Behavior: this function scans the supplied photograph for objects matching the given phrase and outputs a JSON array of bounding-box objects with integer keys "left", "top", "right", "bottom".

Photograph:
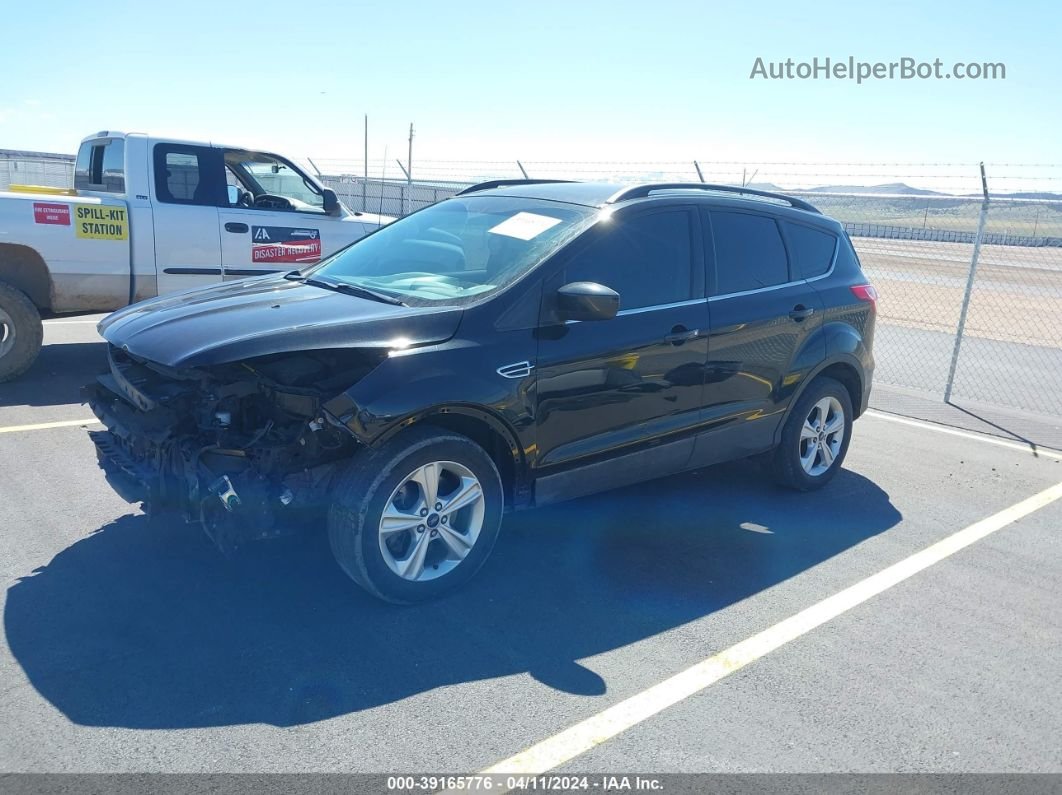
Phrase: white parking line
[
  {"left": 477, "top": 479, "right": 1062, "bottom": 782},
  {"left": 0, "top": 418, "right": 100, "bottom": 435},
  {"left": 865, "top": 409, "right": 1062, "bottom": 460},
  {"left": 42, "top": 319, "right": 102, "bottom": 325}
]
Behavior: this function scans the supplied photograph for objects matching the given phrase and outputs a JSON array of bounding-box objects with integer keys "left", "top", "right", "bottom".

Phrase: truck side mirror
[{"left": 322, "top": 188, "right": 341, "bottom": 217}]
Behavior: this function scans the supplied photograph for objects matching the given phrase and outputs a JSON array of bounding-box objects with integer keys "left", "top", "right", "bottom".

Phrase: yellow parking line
[
  {"left": 0, "top": 418, "right": 101, "bottom": 435},
  {"left": 477, "top": 479, "right": 1062, "bottom": 782}
]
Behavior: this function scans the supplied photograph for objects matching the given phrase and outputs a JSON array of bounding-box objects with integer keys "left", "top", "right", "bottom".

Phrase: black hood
[{"left": 98, "top": 275, "right": 463, "bottom": 368}]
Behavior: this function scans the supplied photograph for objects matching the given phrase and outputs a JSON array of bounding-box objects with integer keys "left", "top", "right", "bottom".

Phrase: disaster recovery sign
[{"left": 251, "top": 226, "right": 322, "bottom": 264}]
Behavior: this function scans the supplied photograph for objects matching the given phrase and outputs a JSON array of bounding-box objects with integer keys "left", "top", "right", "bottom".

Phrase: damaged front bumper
[
  {"left": 83, "top": 346, "right": 361, "bottom": 552},
  {"left": 87, "top": 427, "right": 157, "bottom": 507}
]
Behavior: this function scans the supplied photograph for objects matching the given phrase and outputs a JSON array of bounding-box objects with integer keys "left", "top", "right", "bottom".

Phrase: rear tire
[
  {"left": 328, "top": 425, "right": 504, "bottom": 604},
  {"left": 771, "top": 376, "right": 853, "bottom": 491},
  {"left": 0, "top": 282, "right": 43, "bottom": 383}
]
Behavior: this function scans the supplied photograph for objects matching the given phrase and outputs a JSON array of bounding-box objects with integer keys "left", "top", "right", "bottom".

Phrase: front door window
[{"left": 224, "top": 151, "right": 326, "bottom": 214}]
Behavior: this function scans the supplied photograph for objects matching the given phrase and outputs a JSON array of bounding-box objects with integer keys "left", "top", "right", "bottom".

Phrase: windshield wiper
[{"left": 301, "top": 276, "right": 407, "bottom": 306}]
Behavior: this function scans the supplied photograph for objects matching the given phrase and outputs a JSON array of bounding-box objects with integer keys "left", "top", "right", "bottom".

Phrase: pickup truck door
[
  {"left": 217, "top": 152, "right": 375, "bottom": 279},
  {"left": 150, "top": 143, "right": 225, "bottom": 295}
]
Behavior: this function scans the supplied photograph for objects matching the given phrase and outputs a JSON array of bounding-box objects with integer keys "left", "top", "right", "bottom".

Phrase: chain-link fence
[
  {"left": 794, "top": 191, "right": 1062, "bottom": 416},
  {"left": 0, "top": 151, "right": 75, "bottom": 190},
  {"left": 5, "top": 148, "right": 1061, "bottom": 418},
  {"left": 320, "top": 163, "right": 1062, "bottom": 419},
  {"left": 319, "top": 175, "right": 469, "bottom": 219}
]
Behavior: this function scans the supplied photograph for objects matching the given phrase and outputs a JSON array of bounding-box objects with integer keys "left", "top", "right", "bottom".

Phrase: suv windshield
[{"left": 306, "top": 196, "right": 598, "bottom": 305}]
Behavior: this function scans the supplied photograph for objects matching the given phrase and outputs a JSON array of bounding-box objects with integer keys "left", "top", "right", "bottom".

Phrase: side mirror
[
  {"left": 322, "top": 188, "right": 341, "bottom": 217},
  {"left": 226, "top": 185, "right": 240, "bottom": 206},
  {"left": 556, "top": 281, "right": 620, "bottom": 322}
]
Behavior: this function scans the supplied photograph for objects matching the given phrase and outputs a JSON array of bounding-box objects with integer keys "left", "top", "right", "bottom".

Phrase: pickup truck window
[
  {"left": 224, "top": 150, "right": 325, "bottom": 213},
  {"left": 153, "top": 144, "right": 225, "bottom": 206},
  {"left": 74, "top": 138, "right": 125, "bottom": 193}
]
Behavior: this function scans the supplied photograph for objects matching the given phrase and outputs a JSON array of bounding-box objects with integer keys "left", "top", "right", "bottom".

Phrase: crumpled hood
[{"left": 98, "top": 274, "right": 463, "bottom": 368}]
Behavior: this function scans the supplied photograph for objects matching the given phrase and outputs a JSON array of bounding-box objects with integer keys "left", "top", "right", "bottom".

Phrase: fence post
[{"left": 944, "top": 162, "right": 990, "bottom": 403}]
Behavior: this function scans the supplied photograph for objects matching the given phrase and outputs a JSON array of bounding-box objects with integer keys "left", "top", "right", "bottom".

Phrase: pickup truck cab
[{"left": 0, "top": 130, "right": 391, "bottom": 380}]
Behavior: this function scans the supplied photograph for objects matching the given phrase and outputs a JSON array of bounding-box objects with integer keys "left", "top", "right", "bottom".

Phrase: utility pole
[
  {"left": 944, "top": 162, "right": 990, "bottom": 404},
  {"left": 363, "top": 114, "right": 368, "bottom": 213},
  {"left": 406, "top": 122, "right": 414, "bottom": 216}
]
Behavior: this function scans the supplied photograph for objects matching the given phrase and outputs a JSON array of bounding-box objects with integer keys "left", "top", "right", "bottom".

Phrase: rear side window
[
  {"left": 709, "top": 211, "right": 789, "bottom": 295},
  {"left": 785, "top": 222, "right": 837, "bottom": 278},
  {"left": 74, "top": 138, "right": 125, "bottom": 193},
  {"left": 564, "top": 210, "right": 693, "bottom": 310},
  {"left": 153, "top": 144, "right": 223, "bottom": 206}
]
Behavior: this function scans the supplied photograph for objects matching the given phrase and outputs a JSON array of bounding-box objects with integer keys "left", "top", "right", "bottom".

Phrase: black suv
[{"left": 85, "top": 180, "right": 876, "bottom": 603}]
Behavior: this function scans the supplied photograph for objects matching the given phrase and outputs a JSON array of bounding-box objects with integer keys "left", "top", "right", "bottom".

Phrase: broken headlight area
[{"left": 84, "top": 345, "right": 384, "bottom": 552}]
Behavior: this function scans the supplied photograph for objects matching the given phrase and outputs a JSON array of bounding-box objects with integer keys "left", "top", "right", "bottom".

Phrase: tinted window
[
  {"left": 154, "top": 145, "right": 221, "bottom": 206},
  {"left": 565, "top": 210, "right": 693, "bottom": 310},
  {"left": 73, "top": 139, "right": 124, "bottom": 193},
  {"left": 164, "top": 153, "right": 200, "bottom": 201},
  {"left": 709, "top": 211, "right": 789, "bottom": 295},
  {"left": 101, "top": 139, "right": 125, "bottom": 192},
  {"left": 786, "top": 222, "right": 837, "bottom": 278}
]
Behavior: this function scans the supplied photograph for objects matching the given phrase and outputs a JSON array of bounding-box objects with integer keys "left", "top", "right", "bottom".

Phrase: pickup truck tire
[
  {"left": 328, "top": 426, "right": 504, "bottom": 604},
  {"left": 0, "top": 282, "right": 43, "bottom": 382}
]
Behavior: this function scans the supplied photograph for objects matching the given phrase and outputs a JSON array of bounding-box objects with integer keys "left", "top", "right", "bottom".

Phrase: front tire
[
  {"left": 771, "top": 376, "right": 853, "bottom": 491},
  {"left": 328, "top": 426, "right": 504, "bottom": 604},
  {"left": 0, "top": 282, "right": 43, "bottom": 383}
]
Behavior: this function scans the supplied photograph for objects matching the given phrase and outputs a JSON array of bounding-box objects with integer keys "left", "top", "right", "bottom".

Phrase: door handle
[
  {"left": 788, "top": 305, "right": 815, "bottom": 321},
  {"left": 224, "top": 222, "right": 249, "bottom": 234},
  {"left": 664, "top": 326, "right": 701, "bottom": 345}
]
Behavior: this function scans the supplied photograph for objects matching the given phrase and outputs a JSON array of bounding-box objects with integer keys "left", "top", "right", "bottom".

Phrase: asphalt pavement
[{"left": 0, "top": 318, "right": 1059, "bottom": 775}]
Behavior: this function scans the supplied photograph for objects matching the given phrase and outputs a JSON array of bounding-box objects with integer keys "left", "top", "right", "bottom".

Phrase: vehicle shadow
[
  {"left": 5, "top": 461, "right": 900, "bottom": 729},
  {"left": 0, "top": 341, "right": 107, "bottom": 408}
]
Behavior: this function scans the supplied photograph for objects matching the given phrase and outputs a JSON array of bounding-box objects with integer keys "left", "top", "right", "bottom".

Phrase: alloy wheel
[
  {"left": 799, "top": 396, "right": 845, "bottom": 477},
  {"left": 378, "top": 460, "right": 486, "bottom": 582}
]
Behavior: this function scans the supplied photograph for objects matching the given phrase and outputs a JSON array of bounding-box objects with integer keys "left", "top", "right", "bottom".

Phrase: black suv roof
[{"left": 456, "top": 179, "right": 824, "bottom": 218}]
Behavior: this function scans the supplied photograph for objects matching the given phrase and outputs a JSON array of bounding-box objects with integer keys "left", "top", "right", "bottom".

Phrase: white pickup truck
[{"left": 0, "top": 131, "right": 391, "bottom": 380}]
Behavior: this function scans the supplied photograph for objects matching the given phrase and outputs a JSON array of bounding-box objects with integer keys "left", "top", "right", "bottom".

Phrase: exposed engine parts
[{"left": 85, "top": 345, "right": 384, "bottom": 551}]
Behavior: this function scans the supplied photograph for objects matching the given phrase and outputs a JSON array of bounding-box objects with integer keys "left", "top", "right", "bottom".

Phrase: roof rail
[
  {"left": 456, "top": 178, "right": 576, "bottom": 195},
  {"left": 605, "top": 183, "right": 821, "bottom": 214}
]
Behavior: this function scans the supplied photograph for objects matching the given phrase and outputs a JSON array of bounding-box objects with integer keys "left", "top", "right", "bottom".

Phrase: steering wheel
[{"left": 253, "top": 193, "right": 294, "bottom": 210}]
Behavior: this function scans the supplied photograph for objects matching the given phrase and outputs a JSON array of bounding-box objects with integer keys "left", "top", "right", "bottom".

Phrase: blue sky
[{"left": 0, "top": 0, "right": 1058, "bottom": 187}]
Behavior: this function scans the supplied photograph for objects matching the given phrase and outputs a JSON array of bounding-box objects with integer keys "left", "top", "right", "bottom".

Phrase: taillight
[{"left": 850, "top": 284, "right": 878, "bottom": 310}]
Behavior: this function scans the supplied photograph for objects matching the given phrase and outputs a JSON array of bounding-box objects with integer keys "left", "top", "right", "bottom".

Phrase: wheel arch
[
  {"left": 773, "top": 354, "right": 866, "bottom": 446},
  {"left": 0, "top": 243, "right": 53, "bottom": 310},
  {"left": 373, "top": 404, "right": 530, "bottom": 510}
]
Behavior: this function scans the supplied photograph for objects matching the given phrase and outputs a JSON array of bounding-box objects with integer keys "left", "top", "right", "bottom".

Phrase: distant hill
[
  {"left": 742, "top": 182, "right": 786, "bottom": 193},
  {"left": 975, "top": 191, "right": 1062, "bottom": 200},
  {"left": 804, "top": 182, "right": 947, "bottom": 196}
]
